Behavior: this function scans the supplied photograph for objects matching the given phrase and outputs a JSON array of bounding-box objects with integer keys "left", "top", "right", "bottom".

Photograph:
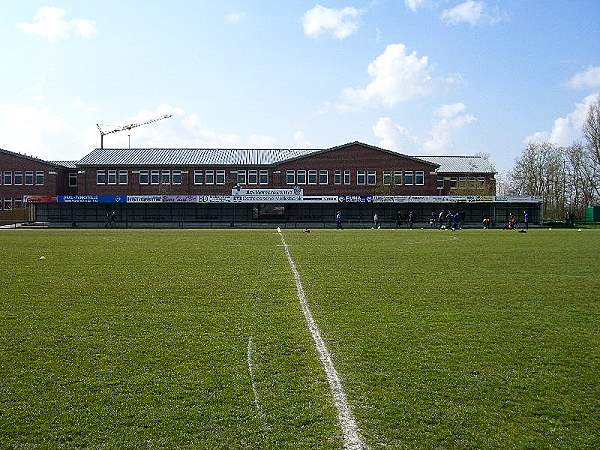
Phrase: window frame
[
  {"left": 343, "top": 170, "right": 351, "bottom": 185},
  {"left": 415, "top": 171, "right": 425, "bottom": 186},
  {"left": 139, "top": 170, "right": 149, "bottom": 185},
  {"left": 383, "top": 171, "right": 391, "bottom": 185},
  {"left": 297, "top": 170, "right": 307, "bottom": 185},
  {"left": 150, "top": 170, "right": 160, "bottom": 185},
  {"left": 4, "top": 198, "right": 12, "bottom": 210},
  {"left": 118, "top": 170, "right": 128, "bottom": 185},
  {"left": 367, "top": 170, "right": 376, "bottom": 186},
  {"left": 172, "top": 170, "right": 182, "bottom": 185},
  {"left": 194, "top": 170, "right": 204, "bottom": 185},
  {"left": 393, "top": 171, "right": 403, "bottom": 185},
  {"left": 69, "top": 172, "right": 78, "bottom": 187},
  {"left": 108, "top": 170, "right": 117, "bottom": 185},
  {"left": 248, "top": 170, "right": 258, "bottom": 185},
  {"left": 3, "top": 171, "right": 12, "bottom": 185},
  {"left": 404, "top": 171, "right": 414, "bottom": 186},
  {"left": 14, "top": 171, "right": 23, "bottom": 185},
  {"left": 436, "top": 176, "right": 444, "bottom": 190},
  {"left": 25, "top": 171, "right": 34, "bottom": 185},
  {"left": 286, "top": 170, "right": 295, "bottom": 185},
  {"left": 259, "top": 170, "right": 268, "bottom": 185},
  {"left": 319, "top": 170, "right": 328, "bottom": 185},
  {"left": 35, "top": 171, "right": 44, "bottom": 186},
  {"left": 161, "top": 170, "right": 171, "bottom": 185},
  {"left": 356, "top": 170, "right": 366, "bottom": 185},
  {"left": 215, "top": 170, "right": 225, "bottom": 185},
  {"left": 308, "top": 170, "right": 318, "bottom": 185},
  {"left": 334, "top": 170, "right": 342, "bottom": 185},
  {"left": 236, "top": 170, "right": 246, "bottom": 185},
  {"left": 96, "top": 170, "right": 106, "bottom": 185},
  {"left": 205, "top": 170, "right": 215, "bottom": 185}
]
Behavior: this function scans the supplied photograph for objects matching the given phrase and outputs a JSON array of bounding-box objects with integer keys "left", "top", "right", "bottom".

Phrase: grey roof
[
  {"left": 77, "top": 148, "right": 320, "bottom": 166},
  {"left": 50, "top": 160, "right": 78, "bottom": 169},
  {"left": 421, "top": 156, "right": 495, "bottom": 174},
  {"left": 0, "top": 147, "right": 66, "bottom": 168}
]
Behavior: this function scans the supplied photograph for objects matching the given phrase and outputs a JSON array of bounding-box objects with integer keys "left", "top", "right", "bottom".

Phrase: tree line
[{"left": 505, "top": 99, "right": 600, "bottom": 219}]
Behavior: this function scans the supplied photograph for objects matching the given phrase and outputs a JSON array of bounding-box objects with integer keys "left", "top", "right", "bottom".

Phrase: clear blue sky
[{"left": 1, "top": 0, "right": 599, "bottom": 170}]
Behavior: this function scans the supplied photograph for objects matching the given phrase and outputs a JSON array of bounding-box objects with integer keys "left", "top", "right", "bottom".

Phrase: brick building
[{"left": 1, "top": 141, "right": 540, "bottom": 226}]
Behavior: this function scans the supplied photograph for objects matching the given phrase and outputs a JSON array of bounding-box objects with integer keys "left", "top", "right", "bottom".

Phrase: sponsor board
[
  {"left": 338, "top": 195, "right": 373, "bottom": 203},
  {"left": 162, "top": 195, "right": 199, "bottom": 203},
  {"left": 232, "top": 188, "right": 303, "bottom": 197},
  {"left": 58, "top": 195, "right": 126, "bottom": 203},
  {"left": 23, "top": 195, "right": 57, "bottom": 203},
  {"left": 127, "top": 195, "right": 162, "bottom": 203}
]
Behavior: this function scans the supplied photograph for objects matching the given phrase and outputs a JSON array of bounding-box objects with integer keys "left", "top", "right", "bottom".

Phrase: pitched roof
[
  {"left": 50, "top": 161, "right": 78, "bottom": 169},
  {"left": 0, "top": 147, "right": 66, "bottom": 168},
  {"left": 420, "top": 155, "right": 495, "bottom": 174},
  {"left": 77, "top": 148, "right": 320, "bottom": 166}
]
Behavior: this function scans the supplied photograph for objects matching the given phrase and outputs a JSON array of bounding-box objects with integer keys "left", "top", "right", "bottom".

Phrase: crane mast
[{"left": 96, "top": 114, "right": 173, "bottom": 148}]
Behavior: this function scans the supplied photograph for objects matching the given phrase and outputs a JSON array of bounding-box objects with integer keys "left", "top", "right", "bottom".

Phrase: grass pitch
[{"left": 1, "top": 228, "right": 599, "bottom": 449}]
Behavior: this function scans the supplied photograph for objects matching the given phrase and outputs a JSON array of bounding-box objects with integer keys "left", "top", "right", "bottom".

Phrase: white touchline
[
  {"left": 247, "top": 336, "right": 264, "bottom": 418},
  {"left": 278, "top": 231, "right": 366, "bottom": 450}
]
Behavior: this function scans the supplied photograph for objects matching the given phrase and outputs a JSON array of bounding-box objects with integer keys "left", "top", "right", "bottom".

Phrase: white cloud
[
  {"left": 302, "top": 5, "right": 362, "bottom": 39},
  {"left": 523, "top": 131, "right": 549, "bottom": 145},
  {"left": 441, "top": 1, "right": 505, "bottom": 26},
  {"left": 423, "top": 103, "right": 476, "bottom": 154},
  {"left": 372, "top": 117, "right": 417, "bottom": 152},
  {"left": 226, "top": 12, "right": 245, "bottom": 24},
  {"left": 293, "top": 130, "right": 311, "bottom": 148},
  {"left": 17, "top": 7, "right": 97, "bottom": 41},
  {"left": 405, "top": 0, "right": 425, "bottom": 12},
  {"left": 567, "top": 66, "right": 600, "bottom": 90},
  {"left": 339, "top": 43, "right": 434, "bottom": 110}
]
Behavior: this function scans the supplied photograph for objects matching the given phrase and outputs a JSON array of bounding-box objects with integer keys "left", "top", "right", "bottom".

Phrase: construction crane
[{"left": 96, "top": 114, "right": 172, "bottom": 149}]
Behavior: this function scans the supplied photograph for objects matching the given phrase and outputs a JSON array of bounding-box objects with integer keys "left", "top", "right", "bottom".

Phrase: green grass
[{"left": 1, "top": 228, "right": 599, "bottom": 448}]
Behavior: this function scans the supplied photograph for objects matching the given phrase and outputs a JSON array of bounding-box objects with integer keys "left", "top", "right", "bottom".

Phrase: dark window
[
  {"left": 35, "top": 172, "right": 44, "bottom": 185},
  {"left": 415, "top": 171, "right": 424, "bottom": 185},
  {"left": 69, "top": 173, "right": 78, "bottom": 187},
  {"left": 194, "top": 170, "right": 204, "bottom": 184},
  {"left": 25, "top": 171, "right": 34, "bottom": 185},
  {"left": 118, "top": 170, "right": 128, "bottom": 184},
  {"left": 436, "top": 176, "right": 444, "bottom": 189},
  {"left": 343, "top": 170, "right": 350, "bottom": 185},
  {"left": 259, "top": 170, "right": 268, "bottom": 185},
  {"left": 404, "top": 171, "right": 413, "bottom": 185},
  {"left": 357, "top": 170, "right": 366, "bottom": 185},
  {"left": 215, "top": 170, "right": 224, "bottom": 185},
  {"left": 393, "top": 171, "right": 402, "bottom": 185},
  {"left": 96, "top": 170, "right": 106, "bottom": 184},
  {"left": 319, "top": 170, "right": 328, "bottom": 184},
  {"left": 308, "top": 170, "right": 317, "bottom": 184},
  {"left": 297, "top": 170, "right": 306, "bottom": 184},
  {"left": 161, "top": 171, "right": 171, "bottom": 184},
  {"left": 172, "top": 170, "right": 182, "bottom": 185},
  {"left": 14, "top": 171, "right": 23, "bottom": 185},
  {"left": 3, "top": 171, "right": 12, "bottom": 185},
  {"left": 334, "top": 170, "right": 342, "bottom": 185},
  {"left": 248, "top": 170, "right": 258, "bottom": 184},
  {"left": 367, "top": 170, "right": 376, "bottom": 185},
  {"left": 286, "top": 170, "right": 295, "bottom": 185},
  {"left": 206, "top": 170, "right": 215, "bottom": 185},
  {"left": 383, "top": 171, "right": 391, "bottom": 185},
  {"left": 108, "top": 170, "right": 117, "bottom": 184},
  {"left": 139, "top": 171, "right": 149, "bottom": 184},
  {"left": 236, "top": 170, "right": 245, "bottom": 185}
]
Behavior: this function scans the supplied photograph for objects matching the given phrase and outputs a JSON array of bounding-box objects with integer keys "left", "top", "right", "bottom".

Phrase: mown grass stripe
[{"left": 278, "top": 230, "right": 366, "bottom": 450}]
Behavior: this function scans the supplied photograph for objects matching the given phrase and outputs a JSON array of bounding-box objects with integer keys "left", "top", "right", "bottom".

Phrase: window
[
  {"left": 206, "top": 170, "right": 215, "bottom": 185},
  {"left": 436, "top": 176, "right": 444, "bottom": 189},
  {"left": 139, "top": 170, "right": 149, "bottom": 184},
  {"left": 4, "top": 199, "right": 12, "bottom": 210},
  {"left": 215, "top": 170, "right": 225, "bottom": 185},
  {"left": 35, "top": 171, "right": 44, "bottom": 185},
  {"left": 248, "top": 170, "right": 258, "bottom": 184},
  {"left": 259, "top": 170, "right": 268, "bottom": 185},
  {"left": 450, "top": 177, "right": 458, "bottom": 188},
  {"left": 108, "top": 170, "right": 117, "bottom": 185},
  {"left": 194, "top": 170, "right": 204, "bottom": 185},
  {"left": 415, "top": 171, "right": 424, "bottom": 185},
  {"left": 297, "top": 170, "right": 306, "bottom": 185},
  {"left": 459, "top": 176, "right": 467, "bottom": 182},
  {"left": 319, "top": 170, "right": 328, "bottom": 184},
  {"left": 404, "top": 171, "right": 414, "bottom": 185},
  {"left": 344, "top": 170, "right": 350, "bottom": 185},
  {"left": 357, "top": 170, "right": 366, "bottom": 185},
  {"left": 161, "top": 170, "right": 171, "bottom": 184},
  {"left": 118, "top": 170, "right": 128, "bottom": 185},
  {"left": 150, "top": 171, "right": 160, "bottom": 185},
  {"left": 236, "top": 170, "right": 246, "bottom": 185},
  {"left": 14, "top": 199, "right": 22, "bottom": 208},
  {"left": 393, "top": 171, "right": 402, "bottom": 185},
  {"left": 383, "top": 171, "right": 391, "bottom": 185},
  {"left": 14, "top": 171, "right": 23, "bottom": 185},
  {"left": 3, "top": 171, "right": 12, "bottom": 185},
  {"left": 286, "top": 170, "right": 295, "bottom": 185},
  {"left": 69, "top": 173, "right": 78, "bottom": 187},
  {"left": 478, "top": 177, "right": 486, "bottom": 188},
  {"left": 334, "top": 170, "right": 342, "bottom": 185},
  {"left": 172, "top": 170, "right": 182, "bottom": 185},
  {"left": 367, "top": 170, "right": 376, "bottom": 185},
  {"left": 25, "top": 171, "right": 34, "bottom": 185},
  {"left": 96, "top": 170, "right": 106, "bottom": 184},
  {"left": 308, "top": 170, "right": 317, "bottom": 184}
]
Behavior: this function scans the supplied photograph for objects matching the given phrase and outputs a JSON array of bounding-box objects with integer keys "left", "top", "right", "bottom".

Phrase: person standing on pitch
[
  {"left": 408, "top": 211, "right": 415, "bottom": 229},
  {"left": 373, "top": 213, "right": 380, "bottom": 229},
  {"left": 523, "top": 210, "right": 529, "bottom": 230},
  {"left": 336, "top": 210, "right": 343, "bottom": 229}
]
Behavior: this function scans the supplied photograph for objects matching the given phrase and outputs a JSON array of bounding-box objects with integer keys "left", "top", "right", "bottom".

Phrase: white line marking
[
  {"left": 247, "top": 336, "right": 264, "bottom": 418},
  {"left": 278, "top": 230, "right": 366, "bottom": 450}
]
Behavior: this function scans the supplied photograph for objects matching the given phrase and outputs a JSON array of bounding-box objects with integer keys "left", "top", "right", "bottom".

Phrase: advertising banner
[
  {"left": 232, "top": 188, "right": 303, "bottom": 197},
  {"left": 162, "top": 195, "right": 199, "bottom": 203},
  {"left": 127, "top": 195, "right": 162, "bottom": 203},
  {"left": 338, "top": 195, "right": 373, "bottom": 203},
  {"left": 57, "top": 195, "right": 126, "bottom": 203},
  {"left": 23, "top": 195, "right": 57, "bottom": 203}
]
